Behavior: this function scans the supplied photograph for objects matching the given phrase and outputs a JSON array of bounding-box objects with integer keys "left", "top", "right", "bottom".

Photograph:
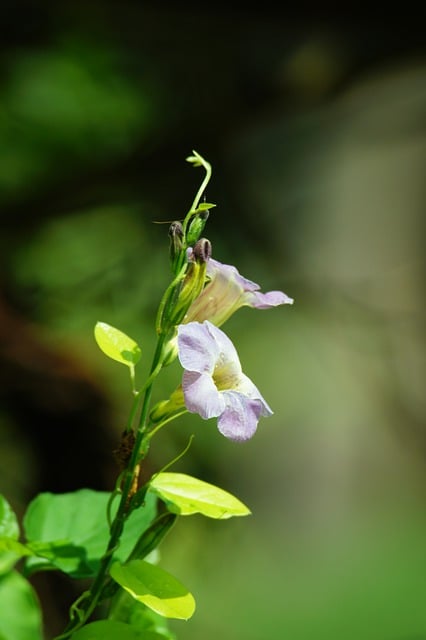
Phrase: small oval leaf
[
  {"left": 94, "top": 322, "right": 141, "bottom": 367},
  {"left": 110, "top": 560, "right": 195, "bottom": 620},
  {"left": 149, "top": 472, "right": 251, "bottom": 519}
]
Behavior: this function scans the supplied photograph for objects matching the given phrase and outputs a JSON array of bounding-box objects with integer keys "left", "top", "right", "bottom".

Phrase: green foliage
[
  {"left": 23, "top": 489, "right": 157, "bottom": 578},
  {"left": 0, "top": 495, "right": 20, "bottom": 539},
  {"left": 70, "top": 619, "right": 168, "bottom": 639},
  {"left": 110, "top": 560, "right": 195, "bottom": 620},
  {"left": 94, "top": 322, "right": 142, "bottom": 368},
  {"left": 149, "top": 473, "right": 251, "bottom": 519},
  {"left": 108, "top": 592, "right": 176, "bottom": 639},
  {"left": 0, "top": 152, "right": 283, "bottom": 640},
  {"left": 0, "top": 571, "right": 43, "bottom": 640},
  {"left": 0, "top": 42, "right": 152, "bottom": 199},
  {"left": 0, "top": 495, "right": 26, "bottom": 574}
]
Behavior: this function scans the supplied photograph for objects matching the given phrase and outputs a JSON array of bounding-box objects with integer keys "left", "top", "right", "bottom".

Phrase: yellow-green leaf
[
  {"left": 110, "top": 560, "right": 195, "bottom": 620},
  {"left": 149, "top": 472, "right": 251, "bottom": 519},
  {"left": 94, "top": 322, "right": 141, "bottom": 367}
]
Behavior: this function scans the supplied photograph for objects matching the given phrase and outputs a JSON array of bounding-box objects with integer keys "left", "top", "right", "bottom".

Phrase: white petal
[
  {"left": 204, "top": 321, "right": 242, "bottom": 378},
  {"left": 236, "top": 373, "right": 273, "bottom": 416},
  {"left": 182, "top": 371, "right": 225, "bottom": 419},
  {"left": 177, "top": 322, "right": 219, "bottom": 374},
  {"left": 217, "top": 392, "right": 263, "bottom": 441}
]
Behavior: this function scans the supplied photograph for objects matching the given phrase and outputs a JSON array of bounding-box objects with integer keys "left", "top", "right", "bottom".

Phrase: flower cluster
[{"left": 153, "top": 242, "right": 293, "bottom": 441}]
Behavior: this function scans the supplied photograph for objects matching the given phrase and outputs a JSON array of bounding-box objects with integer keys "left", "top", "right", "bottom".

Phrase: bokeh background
[{"left": 1, "top": 3, "right": 425, "bottom": 639}]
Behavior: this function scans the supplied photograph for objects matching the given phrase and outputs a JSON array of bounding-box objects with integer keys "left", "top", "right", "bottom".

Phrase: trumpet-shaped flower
[
  {"left": 184, "top": 254, "right": 294, "bottom": 327},
  {"left": 177, "top": 320, "right": 273, "bottom": 441}
]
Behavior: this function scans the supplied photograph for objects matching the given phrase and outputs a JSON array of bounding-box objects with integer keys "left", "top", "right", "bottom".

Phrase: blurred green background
[{"left": 0, "top": 3, "right": 425, "bottom": 639}]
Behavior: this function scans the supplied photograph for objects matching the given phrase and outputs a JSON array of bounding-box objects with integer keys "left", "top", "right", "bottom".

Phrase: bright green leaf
[
  {"left": 23, "top": 489, "right": 157, "bottom": 578},
  {"left": 0, "top": 571, "right": 43, "bottom": 640},
  {"left": 0, "top": 495, "right": 19, "bottom": 539},
  {"left": 109, "top": 589, "right": 176, "bottom": 638},
  {"left": 94, "top": 322, "right": 141, "bottom": 367},
  {"left": 110, "top": 560, "right": 195, "bottom": 620},
  {"left": 0, "top": 496, "right": 24, "bottom": 574},
  {"left": 70, "top": 620, "right": 148, "bottom": 640},
  {"left": 0, "top": 538, "right": 33, "bottom": 557},
  {"left": 149, "top": 472, "right": 251, "bottom": 519}
]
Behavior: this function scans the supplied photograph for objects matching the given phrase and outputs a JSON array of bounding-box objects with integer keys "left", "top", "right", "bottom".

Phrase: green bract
[
  {"left": 149, "top": 472, "right": 251, "bottom": 519},
  {"left": 94, "top": 321, "right": 141, "bottom": 367},
  {"left": 110, "top": 559, "right": 195, "bottom": 620}
]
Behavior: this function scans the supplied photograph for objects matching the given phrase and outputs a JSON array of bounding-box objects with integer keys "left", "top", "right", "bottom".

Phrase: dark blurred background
[{"left": 0, "top": 2, "right": 425, "bottom": 639}]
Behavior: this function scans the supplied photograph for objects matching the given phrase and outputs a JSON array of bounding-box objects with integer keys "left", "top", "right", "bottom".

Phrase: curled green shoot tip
[{"left": 184, "top": 150, "right": 213, "bottom": 233}]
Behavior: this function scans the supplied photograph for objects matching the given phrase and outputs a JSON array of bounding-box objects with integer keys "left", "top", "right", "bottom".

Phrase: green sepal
[{"left": 192, "top": 202, "right": 215, "bottom": 212}]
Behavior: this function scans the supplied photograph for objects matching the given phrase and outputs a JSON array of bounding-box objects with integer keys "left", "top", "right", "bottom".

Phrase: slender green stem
[
  {"left": 124, "top": 359, "right": 164, "bottom": 432},
  {"left": 54, "top": 333, "right": 167, "bottom": 639},
  {"left": 145, "top": 408, "right": 188, "bottom": 441},
  {"left": 183, "top": 153, "right": 212, "bottom": 235}
]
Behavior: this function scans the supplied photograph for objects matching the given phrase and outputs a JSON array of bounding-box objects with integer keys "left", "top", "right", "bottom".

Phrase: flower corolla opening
[
  {"left": 184, "top": 252, "right": 294, "bottom": 327},
  {"left": 177, "top": 320, "right": 273, "bottom": 442}
]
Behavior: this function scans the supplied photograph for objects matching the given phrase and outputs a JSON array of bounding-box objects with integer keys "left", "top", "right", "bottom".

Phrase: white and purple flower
[
  {"left": 177, "top": 320, "right": 273, "bottom": 441},
  {"left": 184, "top": 255, "right": 293, "bottom": 327}
]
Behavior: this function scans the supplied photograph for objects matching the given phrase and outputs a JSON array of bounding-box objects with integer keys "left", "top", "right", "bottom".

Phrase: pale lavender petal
[
  {"left": 246, "top": 290, "right": 294, "bottom": 309},
  {"left": 217, "top": 391, "right": 263, "bottom": 441},
  {"left": 207, "top": 259, "right": 257, "bottom": 289},
  {"left": 182, "top": 370, "right": 225, "bottom": 419},
  {"left": 177, "top": 320, "right": 275, "bottom": 440},
  {"left": 235, "top": 373, "right": 274, "bottom": 416},
  {"left": 208, "top": 258, "right": 294, "bottom": 310},
  {"left": 177, "top": 322, "right": 219, "bottom": 374},
  {"left": 204, "top": 321, "right": 242, "bottom": 377}
]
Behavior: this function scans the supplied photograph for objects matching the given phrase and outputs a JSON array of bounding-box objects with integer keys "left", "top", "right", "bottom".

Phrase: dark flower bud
[
  {"left": 169, "top": 221, "right": 185, "bottom": 271},
  {"left": 169, "top": 221, "right": 184, "bottom": 250},
  {"left": 192, "top": 238, "right": 212, "bottom": 264}
]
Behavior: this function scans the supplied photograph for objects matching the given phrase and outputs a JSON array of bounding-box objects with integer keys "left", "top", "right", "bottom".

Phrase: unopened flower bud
[
  {"left": 149, "top": 387, "right": 185, "bottom": 423},
  {"left": 157, "top": 250, "right": 209, "bottom": 334},
  {"left": 186, "top": 209, "right": 209, "bottom": 245},
  {"left": 192, "top": 237, "right": 212, "bottom": 263},
  {"left": 169, "top": 221, "right": 184, "bottom": 267}
]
